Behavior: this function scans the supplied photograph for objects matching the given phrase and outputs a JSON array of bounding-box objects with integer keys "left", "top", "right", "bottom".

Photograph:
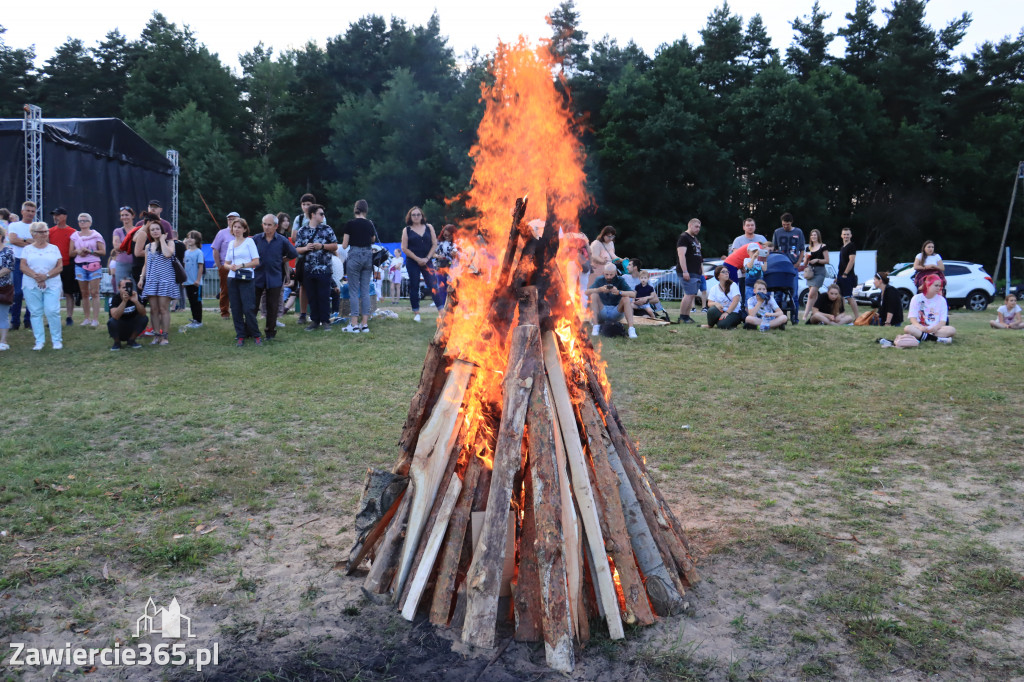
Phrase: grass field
[{"left": 0, "top": 304, "right": 1021, "bottom": 681}]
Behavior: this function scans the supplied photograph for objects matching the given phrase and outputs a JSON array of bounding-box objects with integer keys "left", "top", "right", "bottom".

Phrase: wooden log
[
  {"left": 546, "top": 377, "right": 582, "bottom": 642},
  {"left": 394, "top": 290, "right": 459, "bottom": 477},
  {"left": 363, "top": 490, "right": 412, "bottom": 593},
  {"left": 513, "top": 463, "right": 542, "bottom": 642},
  {"left": 527, "top": 368, "right": 575, "bottom": 672},
  {"left": 400, "top": 473, "right": 463, "bottom": 621},
  {"left": 429, "top": 452, "right": 484, "bottom": 626},
  {"left": 577, "top": 396, "right": 656, "bottom": 626},
  {"left": 461, "top": 323, "right": 541, "bottom": 649},
  {"left": 346, "top": 486, "right": 406, "bottom": 576},
  {"left": 396, "top": 424, "right": 466, "bottom": 609},
  {"left": 393, "top": 359, "right": 475, "bottom": 599},
  {"left": 584, "top": 364, "right": 700, "bottom": 587},
  {"left": 540, "top": 331, "right": 625, "bottom": 640}
]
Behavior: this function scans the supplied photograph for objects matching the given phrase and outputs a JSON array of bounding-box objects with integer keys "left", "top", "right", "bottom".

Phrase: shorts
[
  {"left": 60, "top": 266, "right": 80, "bottom": 295},
  {"left": 681, "top": 273, "right": 702, "bottom": 296},
  {"left": 837, "top": 273, "right": 856, "bottom": 297},
  {"left": 75, "top": 264, "right": 104, "bottom": 282},
  {"left": 598, "top": 304, "right": 623, "bottom": 323}
]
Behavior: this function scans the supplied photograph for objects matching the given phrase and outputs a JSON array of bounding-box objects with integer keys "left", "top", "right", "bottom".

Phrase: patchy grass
[{"left": 0, "top": 307, "right": 1021, "bottom": 680}]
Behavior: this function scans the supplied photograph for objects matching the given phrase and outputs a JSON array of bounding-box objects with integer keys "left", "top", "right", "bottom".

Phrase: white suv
[{"left": 854, "top": 261, "right": 995, "bottom": 311}]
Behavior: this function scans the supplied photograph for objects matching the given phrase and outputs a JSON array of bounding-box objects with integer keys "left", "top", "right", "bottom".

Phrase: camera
[{"left": 123, "top": 279, "right": 134, "bottom": 296}]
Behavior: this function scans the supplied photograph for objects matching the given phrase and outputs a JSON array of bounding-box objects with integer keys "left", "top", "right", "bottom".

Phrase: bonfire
[{"left": 346, "top": 39, "right": 698, "bottom": 673}]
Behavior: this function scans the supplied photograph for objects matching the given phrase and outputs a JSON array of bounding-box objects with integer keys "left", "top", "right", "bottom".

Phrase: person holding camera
[
  {"left": 744, "top": 279, "right": 788, "bottom": 331},
  {"left": 107, "top": 278, "right": 147, "bottom": 350},
  {"left": 586, "top": 262, "right": 638, "bottom": 338}
]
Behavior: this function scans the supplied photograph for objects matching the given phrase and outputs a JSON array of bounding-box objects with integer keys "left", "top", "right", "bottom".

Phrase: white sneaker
[
  {"left": 276, "top": 321, "right": 286, "bottom": 328},
  {"left": 52, "top": 342, "right": 63, "bottom": 350},
  {"left": 592, "top": 324, "right": 600, "bottom": 336},
  {"left": 33, "top": 343, "right": 43, "bottom": 351},
  {"left": 359, "top": 326, "right": 370, "bottom": 333},
  {"left": 0, "top": 343, "right": 9, "bottom": 351},
  {"left": 413, "top": 313, "right": 421, "bottom": 322},
  {"left": 80, "top": 319, "right": 91, "bottom": 326},
  {"left": 91, "top": 319, "right": 99, "bottom": 327},
  {"left": 627, "top": 327, "right": 638, "bottom": 339},
  {"left": 341, "top": 325, "right": 360, "bottom": 333},
  {"left": 937, "top": 337, "right": 952, "bottom": 344}
]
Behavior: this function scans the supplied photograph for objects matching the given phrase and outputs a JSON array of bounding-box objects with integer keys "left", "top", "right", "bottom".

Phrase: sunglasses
[{"left": 119, "top": 206, "right": 133, "bottom": 212}]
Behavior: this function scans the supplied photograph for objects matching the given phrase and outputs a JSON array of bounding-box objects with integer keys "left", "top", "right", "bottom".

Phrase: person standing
[
  {"left": 800, "top": 229, "right": 828, "bottom": 322},
  {"left": 675, "top": 218, "right": 703, "bottom": 324},
  {"left": 111, "top": 206, "right": 136, "bottom": 290},
  {"left": 727, "top": 217, "right": 767, "bottom": 301},
  {"left": 401, "top": 206, "right": 440, "bottom": 322},
  {"left": 433, "top": 224, "right": 457, "bottom": 311},
  {"left": 224, "top": 218, "right": 262, "bottom": 346},
  {"left": 6, "top": 201, "right": 37, "bottom": 330},
  {"left": 69, "top": 212, "right": 106, "bottom": 327},
  {"left": 292, "top": 193, "right": 315, "bottom": 323},
  {"left": 182, "top": 230, "right": 205, "bottom": 329},
  {"left": 139, "top": 219, "right": 177, "bottom": 346},
  {"left": 20, "top": 222, "right": 64, "bottom": 350},
  {"left": 253, "top": 214, "right": 297, "bottom": 340},
  {"left": 294, "top": 204, "right": 338, "bottom": 331},
  {"left": 135, "top": 200, "right": 175, "bottom": 239},
  {"left": 0, "top": 227, "right": 13, "bottom": 350},
  {"left": 772, "top": 212, "right": 805, "bottom": 322},
  {"left": 211, "top": 212, "right": 239, "bottom": 319},
  {"left": 837, "top": 227, "right": 860, "bottom": 318},
  {"left": 48, "top": 208, "right": 79, "bottom": 326},
  {"left": 341, "top": 199, "right": 377, "bottom": 333}
]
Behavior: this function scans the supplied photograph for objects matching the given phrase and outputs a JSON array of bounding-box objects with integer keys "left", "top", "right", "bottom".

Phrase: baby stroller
[{"left": 763, "top": 253, "right": 799, "bottom": 323}]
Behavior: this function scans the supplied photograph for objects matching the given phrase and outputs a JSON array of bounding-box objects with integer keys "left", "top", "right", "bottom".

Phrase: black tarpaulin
[{"left": 0, "top": 118, "right": 173, "bottom": 244}]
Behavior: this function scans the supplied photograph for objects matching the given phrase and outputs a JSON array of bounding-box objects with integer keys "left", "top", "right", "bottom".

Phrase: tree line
[{"left": 1, "top": 0, "right": 1023, "bottom": 270}]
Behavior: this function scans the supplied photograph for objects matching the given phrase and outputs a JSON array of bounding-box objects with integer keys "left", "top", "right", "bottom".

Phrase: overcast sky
[{"left": 3, "top": 0, "right": 1020, "bottom": 73}]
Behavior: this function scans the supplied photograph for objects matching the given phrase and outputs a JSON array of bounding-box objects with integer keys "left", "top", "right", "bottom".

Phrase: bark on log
[
  {"left": 584, "top": 365, "right": 700, "bottom": 587},
  {"left": 541, "top": 331, "right": 625, "bottom": 640},
  {"left": 429, "top": 452, "right": 484, "bottom": 626},
  {"left": 461, "top": 323, "right": 541, "bottom": 649},
  {"left": 363, "top": 490, "right": 412, "bottom": 593},
  {"left": 577, "top": 397, "right": 656, "bottom": 626},
  {"left": 400, "top": 473, "right": 463, "bottom": 621},
  {"left": 513, "top": 464, "right": 542, "bottom": 642},
  {"left": 546, "top": 377, "right": 582, "bottom": 642},
  {"left": 394, "top": 290, "right": 459, "bottom": 477},
  {"left": 394, "top": 359, "right": 475, "bottom": 599},
  {"left": 397, "top": 424, "right": 466, "bottom": 609},
  {"left": 527, "top": 368, "right": 575, "bottom": 672}
]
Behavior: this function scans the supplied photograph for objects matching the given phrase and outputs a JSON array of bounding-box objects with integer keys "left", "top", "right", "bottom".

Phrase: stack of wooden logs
[{"left": 346, "top": 198, "right": 699, "bottom": 672}]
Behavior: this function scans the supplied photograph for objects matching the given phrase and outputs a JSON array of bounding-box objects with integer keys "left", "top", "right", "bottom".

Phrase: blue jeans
[
  {"left": 10, "top": 258, "right": 28, "bottom": 328},
  {"left": 406, "top": 258, "right": 441, "bottom": 312},
  {"left": 23, "top": 285, "right": 62, "bottom": 346},
  {"left": 348, "top": 246, "right": 373, "bottom": 318}
]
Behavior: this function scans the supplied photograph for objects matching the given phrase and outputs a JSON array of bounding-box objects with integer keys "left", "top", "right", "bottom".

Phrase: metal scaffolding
[
  {"left": 23, "top": 104, "right": 43, "bottom": 212},
  {"left": 166, "top": 149, "right": 180, "bottom": 233}
]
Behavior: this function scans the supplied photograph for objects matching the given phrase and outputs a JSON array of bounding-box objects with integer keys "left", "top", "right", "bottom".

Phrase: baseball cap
[
  {"left": 227, "top": 211, "right": 240, "bottom": 218},
  {"left": 147, "top": 200, "right": 162, "bottom": 207},
  {"left": 50, "top": 207, "right": 68, "bottom": 215}
]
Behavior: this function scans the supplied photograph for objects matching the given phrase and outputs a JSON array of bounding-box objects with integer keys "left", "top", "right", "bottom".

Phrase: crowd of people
[
  {"left": 0, "top": 193, "right": 464, "bottom": 351},
  {"left": 0, "top": 202, "right": 1018, "bottom": 352}
]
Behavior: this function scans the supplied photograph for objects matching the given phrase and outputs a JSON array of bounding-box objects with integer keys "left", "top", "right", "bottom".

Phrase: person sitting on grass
[
  {"left": 881, "top": 274, "right": 955, "bottom": 347},
  {"left": 704, "top": 265, "right": 742, "bottom": 329},
  {"left": 107, "top": 277, "right": 147, "bottom": 350},
  {"left": 744, "top": 279, "right": 787, "bottom": 331},
  {"left": 587, "top": 262, "right": 637, "bottom": 339},
  {"left": 632, "top": 267, "right": 668, "bottom": 321},
  {"left": 807, "top": 283, "right": 854, "bottom": 325},
  {"left": 990, "top": 293, "right": 1024, "bottom": 329}
]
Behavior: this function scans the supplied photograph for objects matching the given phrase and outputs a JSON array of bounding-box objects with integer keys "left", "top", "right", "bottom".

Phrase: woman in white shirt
[
  {"left": 223, "top": 218, "right": 262, "bottom": 346},
  {"left": 913, "top": 240, "right": 944, "bottom": 292},
  {"left": 890, "top": 274, "right": 956, "bottom": 346},
  {"left": 19, "top": 222, "right": 64, "bottom": 350},
  {"left": 704, "top": 265, "right": 742, "bottom": 329}
]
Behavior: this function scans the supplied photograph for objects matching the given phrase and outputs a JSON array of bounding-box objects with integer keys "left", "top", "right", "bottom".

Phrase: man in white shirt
[{"left": 7, "top": 201, "right": 37, "bottom": 330}]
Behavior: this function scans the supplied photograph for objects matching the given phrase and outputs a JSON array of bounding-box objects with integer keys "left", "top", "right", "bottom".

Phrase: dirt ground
[{"left": 4, "top": 453, "right": 1021, "bottom": 682}]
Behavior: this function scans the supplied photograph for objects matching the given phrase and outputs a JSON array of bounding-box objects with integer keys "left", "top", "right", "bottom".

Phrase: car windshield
[{"left": 893, "top": 265, "right": 915, "bottom": 277}]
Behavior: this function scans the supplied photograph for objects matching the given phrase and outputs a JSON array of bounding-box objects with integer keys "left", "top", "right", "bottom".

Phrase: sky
[{"left": 2, "top": 0, "right": 1021, "bottom": 74}]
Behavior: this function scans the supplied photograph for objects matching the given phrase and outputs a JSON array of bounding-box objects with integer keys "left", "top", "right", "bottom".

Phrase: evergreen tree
[
  {"left": 548, "top": 0, "right": 589, "bottom": 74},
  {"left": 0, "top": 25, "right": 37, "bottom": 117},
  {"left": 786, "top": 1, "right": 834, "bottom": 80}
]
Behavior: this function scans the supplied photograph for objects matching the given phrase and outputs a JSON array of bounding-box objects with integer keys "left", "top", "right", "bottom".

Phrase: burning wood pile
[{"left": 346, "top": 196, "right": 698, "bottom": 672}]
